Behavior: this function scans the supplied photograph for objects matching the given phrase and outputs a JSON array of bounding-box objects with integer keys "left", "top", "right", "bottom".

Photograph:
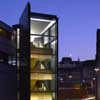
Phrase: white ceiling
[
  {"left": 30, "top": 18, "right": 55, "bottom": 35},
  {"left": 31, "top": 20, "right": 49, "bottom": 34}
]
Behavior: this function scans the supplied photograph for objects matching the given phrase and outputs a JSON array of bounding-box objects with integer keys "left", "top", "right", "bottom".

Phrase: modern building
[
  {"left": 58, "top": 57, "right": 96, "bottom": 100},
  {"left": 12, "top": 3, "right": 58, "bottom": 100},
  {"left": 0, "top": 2, "right": 58, "bottom": 100},
  {"left": 1, "top": 2, "right": 100, "bottom": 100}
]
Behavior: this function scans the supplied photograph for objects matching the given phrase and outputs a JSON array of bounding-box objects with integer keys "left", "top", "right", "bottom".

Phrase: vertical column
[
  {"left": 19, "top": 3, "right": 30, "bottom": 100},
  {"left": 96, "top": 29, "right": 100, "bottom": 100}
]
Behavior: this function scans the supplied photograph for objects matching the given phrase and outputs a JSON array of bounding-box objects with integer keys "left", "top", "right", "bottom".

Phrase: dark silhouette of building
[
  {"left": 58, "top": 57, "right": 96, "bottom": 100},
  {"left": 0, "top": 21, "right": 16, "bottom": 100},
  {"left": 96, "top": 29, "right": 100, "bottom": 100}
]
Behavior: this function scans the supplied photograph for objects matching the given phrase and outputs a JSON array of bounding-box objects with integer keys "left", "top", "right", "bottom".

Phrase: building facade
[
  {"left": 0, "top": 2, "right": 58, "bottom": 100},
  {"left": 12, "top": 3, "right": 58, "bottom": 100},
  {"left": 58, "top": 57, "right": 96, "bottom": 100},
  {"left": 1, "top": 2, "right": 100, "bottom": 100},
  {"left": 0, "top": 21, "right": 17, "bottom": 100}
]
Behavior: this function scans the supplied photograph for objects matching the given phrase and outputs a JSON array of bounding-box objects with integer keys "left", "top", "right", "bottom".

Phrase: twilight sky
[{"left": 0, "top": 0, "right": 100, "bottom": 61}]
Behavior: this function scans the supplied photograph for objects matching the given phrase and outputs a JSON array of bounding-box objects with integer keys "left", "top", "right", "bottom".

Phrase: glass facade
[
  {"left": 18, "top": 3, "right": 58, "bottom": 100},
  {"left": 30, "top": 16, "right": 57, "bottom": 100}
]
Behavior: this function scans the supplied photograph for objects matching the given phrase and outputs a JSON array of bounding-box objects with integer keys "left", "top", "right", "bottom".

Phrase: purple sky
[{"left": 0, "top": 0, "right": 100, "bottom": 61}]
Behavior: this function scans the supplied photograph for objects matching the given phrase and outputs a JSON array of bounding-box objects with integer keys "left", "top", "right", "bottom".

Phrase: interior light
[
  {"left": 31, "top": 93, "right": 52, "bottom": 100},
  {"left": 82, "top": 96, "right": 95, "bottom": 100},
  {"left": 31, "top": 73, "right": 54, "bottom": 80},
  {"left": 68, "top": 75, "right": 72, "bottom": 79},
  {"left": 94, "top": 68, "right": 100, "bottom": 72},
  {"left": 40, "top": 20, "right": 55, "bottom": 34},
  {"left": 30, "top": 17, "right": 56, "bottom": 35},
  {"left": 31, "top": 54, "right": 52, "bottom": 60},
  {"left": 87, "top": 96, "right": 95, "bottom": 100},
  {"left": 0, "top": 28, "right": 3, "bottom": 32},
  {"left": 40, "top": 63, "right": 45, "bottom": 69},
  {"left": 93, "top": 77, "right": 96, "bottom": 80},
  {"left": 31, "top": 17, "right": 54, "bottom": 22}
]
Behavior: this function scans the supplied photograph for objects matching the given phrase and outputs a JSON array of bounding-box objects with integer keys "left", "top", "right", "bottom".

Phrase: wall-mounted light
[
  {"left": 94, "top": 67, "right": 100, "bottom": 72},
  {"left": 68, "top": 75, "right": 72, "bottom": 79},
  {"left": 83, "top": 80, "right": 85, "bottom": 83},
  {"left": 93, "top": 77, "right": 96, "bottom": 80},
  {"left": 0, "top": 28, "right": 3, "bottom": 32}
]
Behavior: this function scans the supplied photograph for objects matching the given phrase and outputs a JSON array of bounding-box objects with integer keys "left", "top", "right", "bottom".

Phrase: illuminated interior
[
  {"left": 30, "top": 16, "right": 57, "bottom": 100},
  {"left": 0, "top": 28, "right": 10, "bottom": 38},
  {"left": 31, "top": 93, "right": 54, "bottom": 100}
]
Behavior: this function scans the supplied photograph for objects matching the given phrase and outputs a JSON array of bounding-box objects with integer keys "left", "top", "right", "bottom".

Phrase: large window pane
[{"left": 30, "top": 17, "right": 57, "bottom": 100}]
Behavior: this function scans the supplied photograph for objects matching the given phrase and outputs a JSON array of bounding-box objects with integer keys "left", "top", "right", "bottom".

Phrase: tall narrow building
[
  {"left": 96, "top": 29, "right": 100, "bottom": 66},
  {"left": 14, "top": 3, "right": 58, "bottom": 100},
  {"left": 96, "top": 29, "right": 100, "bottom": 100}
]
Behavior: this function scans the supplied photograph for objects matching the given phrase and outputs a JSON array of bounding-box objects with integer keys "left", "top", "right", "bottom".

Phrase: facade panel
[{"left": 19, "top": 3, "right": 30, "bottom": 100}]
